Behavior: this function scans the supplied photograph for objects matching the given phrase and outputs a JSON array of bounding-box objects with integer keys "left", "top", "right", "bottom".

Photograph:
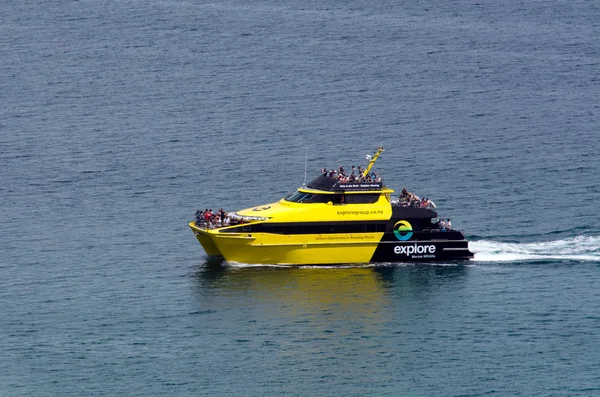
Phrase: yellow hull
[
  {"left": 190, "top": 222, "right": 383, "bottom": 265},
  {"left": 191, "top": 225, "right": 223, "bottom": 257}
]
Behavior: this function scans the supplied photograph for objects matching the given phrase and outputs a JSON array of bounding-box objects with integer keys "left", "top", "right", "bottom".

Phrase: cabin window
[
  {"left": 344, "top": 194, "right": 380, "bottom": 204},
  {"left": 222, "top": 222, "right": 387, "bottom": 235},
  {"left": 284, "top": 191, "right": 330, "bottom": 203},
  {"left": 307, "top": 194, "right": 330, "bottom": 203}
]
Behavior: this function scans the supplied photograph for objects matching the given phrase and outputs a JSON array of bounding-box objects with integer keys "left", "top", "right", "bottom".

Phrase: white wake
[{"left": 471, "top": 236, "right": 600, "bottom": 262}]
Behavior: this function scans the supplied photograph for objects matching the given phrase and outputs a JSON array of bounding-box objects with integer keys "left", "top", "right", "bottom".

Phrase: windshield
[{"left": 284, "top": 191, "right": 331, "bottom": 203}]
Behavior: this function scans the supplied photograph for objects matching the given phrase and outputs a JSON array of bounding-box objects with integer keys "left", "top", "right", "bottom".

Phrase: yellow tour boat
[{"left": 190, "top": 147, "right": 474, "bottom": 265}]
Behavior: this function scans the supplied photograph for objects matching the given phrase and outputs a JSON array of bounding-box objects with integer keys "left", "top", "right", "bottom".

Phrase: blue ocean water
[{"left": 1, "top": 0, "right": 599, "bottom": 395}]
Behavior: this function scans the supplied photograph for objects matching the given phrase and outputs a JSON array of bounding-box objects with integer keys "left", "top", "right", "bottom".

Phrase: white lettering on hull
[{"left": 394, "top": 244, "right": 436, "bottom": 257}]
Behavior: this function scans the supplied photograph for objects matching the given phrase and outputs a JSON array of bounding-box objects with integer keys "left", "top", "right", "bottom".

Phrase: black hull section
[
  {"left": 369, "top": 239, "right": 474, "bottom": 262},
  {"left": 369, "top": 228, "right": 474, "bottom": 262}
]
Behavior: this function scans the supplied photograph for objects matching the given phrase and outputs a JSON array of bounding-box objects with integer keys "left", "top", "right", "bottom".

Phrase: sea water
[{"left": 1, "top": 0, "right": 599, "bottom": 395}]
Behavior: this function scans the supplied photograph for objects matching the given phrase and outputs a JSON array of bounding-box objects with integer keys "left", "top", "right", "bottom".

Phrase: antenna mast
[{"left": 303, "top": 146, "right": 308, "bottom": 186}]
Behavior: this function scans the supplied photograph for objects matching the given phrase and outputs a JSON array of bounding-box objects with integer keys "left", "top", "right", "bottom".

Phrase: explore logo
[
  {"left": 393, "top": 220, "right": 413, "bottom": 241},
  {"left": 394, "top": 244, "right": 436, "bottom": 256}
]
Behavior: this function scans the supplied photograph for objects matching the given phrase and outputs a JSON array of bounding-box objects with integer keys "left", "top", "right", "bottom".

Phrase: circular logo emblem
[
  {"left": 393, "top": 220, "right": 413, "bottom": 241},
  {"left": 252, "top": 206, "right": 271, "bottom": 212}
]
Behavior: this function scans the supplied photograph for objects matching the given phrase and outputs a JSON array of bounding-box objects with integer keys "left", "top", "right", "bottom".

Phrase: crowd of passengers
[
  {"left": 322, "top": 165, "right": 382, "bottom": 183},
  {"left": 194, "top": 208, "right": 245, "bottom": 229},
  {"left": 397, "top": 188, "right": 437, "bottom": 209},
  {"left": 397, "top": 188, "right": 452, "bottom": 230}
]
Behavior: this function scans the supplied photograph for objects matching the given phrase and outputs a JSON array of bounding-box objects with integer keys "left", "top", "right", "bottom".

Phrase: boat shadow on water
[{"left": 193, "top": 257, "right": 470, "bottom": 303}]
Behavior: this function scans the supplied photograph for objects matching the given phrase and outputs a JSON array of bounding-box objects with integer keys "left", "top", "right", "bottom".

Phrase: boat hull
[{"left": 190, "top": 222, "right": 473, "bottom": 265}]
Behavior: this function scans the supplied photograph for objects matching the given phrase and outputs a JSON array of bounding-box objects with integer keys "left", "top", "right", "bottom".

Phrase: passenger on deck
[
  {"left": 339, "top": 165, "right": 345, "bottom": 176},
  {"left": 439, "top": 219, "right": 447, "bottom": 231},
  {"left": 408, "top": 193, "right": 420, "bottom": 207},
  {"left": 446, "top": 219, "right": 451, "bottom": 230},
  {"left": 195, "top": 210, "right": 204, "bottom": 226},
  {"left": 423, "top": 198, "right": 436, "bottom": 209},
  {"left": 351, "top": 166, "right": 356, "bottom": 177}
]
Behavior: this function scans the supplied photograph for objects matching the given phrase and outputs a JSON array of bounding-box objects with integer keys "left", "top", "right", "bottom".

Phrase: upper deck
[{"left": 305, "top": 175, "right": 393, "bottom": 193}]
